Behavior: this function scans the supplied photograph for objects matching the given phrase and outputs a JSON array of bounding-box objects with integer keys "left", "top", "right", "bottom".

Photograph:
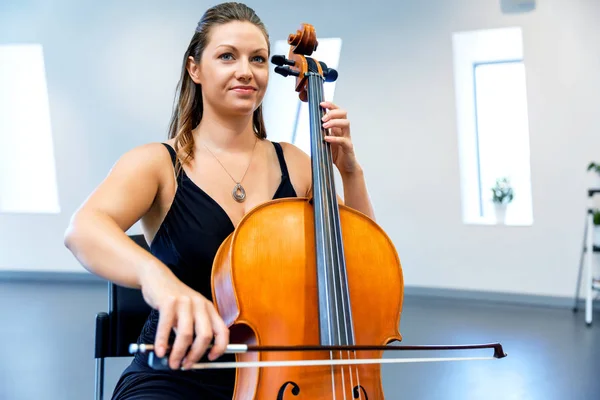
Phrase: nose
[{"left": 236, "top": 60, "right": 252, "bottom": 82}]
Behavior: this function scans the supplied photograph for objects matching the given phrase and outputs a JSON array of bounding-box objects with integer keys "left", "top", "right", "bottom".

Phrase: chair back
[{"left": 108, "top": 234, "right": 153, "bottom": 357}]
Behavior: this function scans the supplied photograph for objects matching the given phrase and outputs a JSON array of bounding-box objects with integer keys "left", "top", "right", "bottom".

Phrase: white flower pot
[{"left": 494, "top": 203, "right": 507, "bottom": 224}]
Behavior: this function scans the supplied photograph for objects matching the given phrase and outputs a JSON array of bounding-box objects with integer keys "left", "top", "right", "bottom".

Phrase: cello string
[
  {"left": 309, "top": 70, "right": 339, "bottom": 400},
  {"left": 314, "top": 70, "right": 361, "bottom": 400},
  {"left": 315, "top": 74, "right": 343, "bottom": 395},
  {"left": 311, "top": 73, "right": 350, "bottom": 400}
]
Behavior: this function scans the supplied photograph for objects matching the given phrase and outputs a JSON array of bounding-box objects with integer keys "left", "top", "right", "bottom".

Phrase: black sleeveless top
[
  {"left": 149, "top": 140, "right": 297, "bottom": 297},
  {"left": 112, "top": 141, "right": 297, "bottom": 400}
]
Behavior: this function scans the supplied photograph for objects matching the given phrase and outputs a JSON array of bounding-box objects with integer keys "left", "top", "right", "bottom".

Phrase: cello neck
[
  {"left": 305, "top": 62, "right": 356, "bottom": 347},
  {"left": 271, "top": 24, "right": 355, "bottom": 346}
]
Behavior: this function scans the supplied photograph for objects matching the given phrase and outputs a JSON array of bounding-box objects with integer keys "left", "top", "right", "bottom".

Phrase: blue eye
[
  {"left": 220, "top": 53, "right": 234, "bottom": 60},
  {"left": 253, "top": 56, "right": 266, "bottom": 63}
]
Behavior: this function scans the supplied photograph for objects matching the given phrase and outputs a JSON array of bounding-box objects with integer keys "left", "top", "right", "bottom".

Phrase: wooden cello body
[{"left": 211, "top": 23, "right": 404, "bottom": 399}]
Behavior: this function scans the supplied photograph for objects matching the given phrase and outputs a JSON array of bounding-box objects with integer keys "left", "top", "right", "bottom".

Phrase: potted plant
[
  {"left": 593, "top": 209, "right": 600, "bottom": 246},
  {"left": 588, "top": 162, "right": 600, "bottom": 174},
  {"left": 491, "top": 177, "right": 514, "bottom": 224}
]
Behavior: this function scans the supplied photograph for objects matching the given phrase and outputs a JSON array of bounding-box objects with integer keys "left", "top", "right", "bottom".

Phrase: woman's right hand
[{"left": 139, "top": 263, "right": 229, "bottom": 370}]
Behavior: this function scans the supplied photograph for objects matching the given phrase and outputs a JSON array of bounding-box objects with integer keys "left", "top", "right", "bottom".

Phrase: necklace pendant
[{"left": 232, "top": 183, "right": 246, "bottom": 203}]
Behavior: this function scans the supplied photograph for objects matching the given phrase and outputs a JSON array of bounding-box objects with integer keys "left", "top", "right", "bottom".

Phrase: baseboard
[
  {"left": 0, "top": 270, "right": 596, "bottom": 310},
  {"left": 404, "top": 285, "right": 598, "bottom": 310},
  {"left": 0, "top": 270, "right": 103, "bottom": 283}
]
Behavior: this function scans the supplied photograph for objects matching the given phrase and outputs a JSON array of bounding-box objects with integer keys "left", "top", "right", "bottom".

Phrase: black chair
[{"left": 94, "top": 234, "right": 153, "bottom": 400}]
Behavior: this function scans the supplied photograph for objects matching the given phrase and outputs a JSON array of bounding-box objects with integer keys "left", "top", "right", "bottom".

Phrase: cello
[{"left": 130, "top": 23, "right": 507, "bottom": 399}]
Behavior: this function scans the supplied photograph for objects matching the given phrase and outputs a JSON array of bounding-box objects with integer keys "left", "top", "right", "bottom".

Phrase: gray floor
[{"left": 1, "top": 278, "right": 599, "bottom": 400}]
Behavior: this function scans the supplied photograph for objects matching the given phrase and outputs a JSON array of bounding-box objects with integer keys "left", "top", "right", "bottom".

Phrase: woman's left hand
[{"left": 320, "top": 101, "right": 360, "bottom": 175}]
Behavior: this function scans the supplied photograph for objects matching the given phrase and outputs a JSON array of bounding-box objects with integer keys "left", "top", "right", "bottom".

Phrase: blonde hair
[{"left": 167, "top": 2, "right": 270, "bottom": 175}]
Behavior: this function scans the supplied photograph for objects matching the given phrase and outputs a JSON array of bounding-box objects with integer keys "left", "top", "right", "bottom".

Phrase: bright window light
[
  {"left": 0, "top": 43, "right": 60, "bottom": 214},
  {"left": 474, "top": 61, "right": 533, "bottom": 224},
  {"left": 452, "top": 27, "right": 533, "bottom": 225}
]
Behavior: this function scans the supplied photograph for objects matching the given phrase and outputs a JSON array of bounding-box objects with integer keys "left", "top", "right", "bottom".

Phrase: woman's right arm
[
  {"left": 63, "top": 143, "right": 230, "bottom": 369},
  {"left": 63, "top": 143, "right": 167, "bottom": 289}
]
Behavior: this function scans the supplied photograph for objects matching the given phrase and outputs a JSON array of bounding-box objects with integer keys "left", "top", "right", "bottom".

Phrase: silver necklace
[{"left": 202, "top": 137, "right": 258, "bottom": 203}]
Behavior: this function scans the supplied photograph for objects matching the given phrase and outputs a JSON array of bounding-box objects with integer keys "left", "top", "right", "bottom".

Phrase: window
[
  {"left": 452, "top": 27, "right": 533, "bottom": 225},
  {"left": 263, "top": 38, "right": 342, "bottom": 156},
  {"left": 0, "top": 43, "right": 60, "bottom": 214}
]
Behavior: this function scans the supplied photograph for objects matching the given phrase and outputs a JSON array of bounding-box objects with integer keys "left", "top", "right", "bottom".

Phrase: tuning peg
[
  {"left": 271, "top": 55, "right": 295, "bottom": 67},
  {"left": 319, "top": 61, "right": 338, "bottom": 83},
  {"left": 274, "top": 66, "right": 300, "bottom": 78},
  {"left": 324, "top": 68, "right": 338, "bottom": 82}
]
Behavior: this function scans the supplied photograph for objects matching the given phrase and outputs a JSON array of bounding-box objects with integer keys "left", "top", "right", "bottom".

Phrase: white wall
[{"left": 1, "top": 0, "right": 599, "bottom": 300}]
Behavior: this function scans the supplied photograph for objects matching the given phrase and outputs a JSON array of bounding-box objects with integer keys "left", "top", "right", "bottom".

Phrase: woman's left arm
[
  {"left": 320, "top": 101, "right": 376, "bottom": 221},
  {"left": 339, "top": 167, "right": 376, "bottom": 221},
  {"left": 281, "top": 101, "right": 377, "bottom": 221}
]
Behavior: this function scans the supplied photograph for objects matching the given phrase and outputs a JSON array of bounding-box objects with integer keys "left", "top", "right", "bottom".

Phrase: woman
[{"left": 64, "top": 2, "right": 376, "bottom": 398}]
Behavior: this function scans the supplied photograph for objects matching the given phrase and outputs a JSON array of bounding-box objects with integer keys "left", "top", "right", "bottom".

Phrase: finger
[
  {"left": 321, "top": 109, "right": 347, "bottom": 122},
  {"left": 320, "top": 101, "right": 339, "bottom": 110},
  {"left": 324, "top": 135, "right": 354, "bottom": 150},
  {"left": 207, "top": 306, "right": 230, "bottom": 361},
  {"left": 154, "top": 296, "right": 176, "bottom": 358},
  {"left": 323, "top": 119, "right": 350, "bottom": 131},
  {"left": 169, "top": 296, "right": 194, "bottom": 369},
  {"left": 325, "top": 127, "right": 345, "bottom": 138},
  {"left": 182, "top": 298, "right": 213, "bottom": 369}
]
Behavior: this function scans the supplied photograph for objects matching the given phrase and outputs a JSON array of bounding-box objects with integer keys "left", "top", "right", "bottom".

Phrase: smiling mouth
[{"left": 231, "top": 86, "right": 256, "bottom": 92}]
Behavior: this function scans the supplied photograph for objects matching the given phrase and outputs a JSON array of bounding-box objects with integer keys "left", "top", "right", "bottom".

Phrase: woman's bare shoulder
[
  {"left": 116, "top": 141, "right": 175, "bottom": 179},
  {"left": 72, "top": 141, "right": 175, "bottom": 232}
]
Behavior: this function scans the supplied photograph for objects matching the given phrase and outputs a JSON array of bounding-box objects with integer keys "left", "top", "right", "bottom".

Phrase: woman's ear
[{"left": 186, "top": 56, "right": 202, "bottom": 84}]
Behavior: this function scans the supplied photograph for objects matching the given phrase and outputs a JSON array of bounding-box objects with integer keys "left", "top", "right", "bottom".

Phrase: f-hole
[
  {"left": 353, "top": 385, "right": 369, "bottom": 400},
  {"left": 277, "top": 381, "right": 300, "bottom": 399}
]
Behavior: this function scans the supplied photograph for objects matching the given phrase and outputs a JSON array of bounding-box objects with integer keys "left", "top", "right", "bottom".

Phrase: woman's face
[{"left": 192, "top": 20, "right": 270, "bottom": 118}]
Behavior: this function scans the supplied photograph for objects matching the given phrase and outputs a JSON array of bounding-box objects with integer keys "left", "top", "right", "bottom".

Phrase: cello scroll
[{"left": 272, "top": 23, "right": 338, "bottom": 102}]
